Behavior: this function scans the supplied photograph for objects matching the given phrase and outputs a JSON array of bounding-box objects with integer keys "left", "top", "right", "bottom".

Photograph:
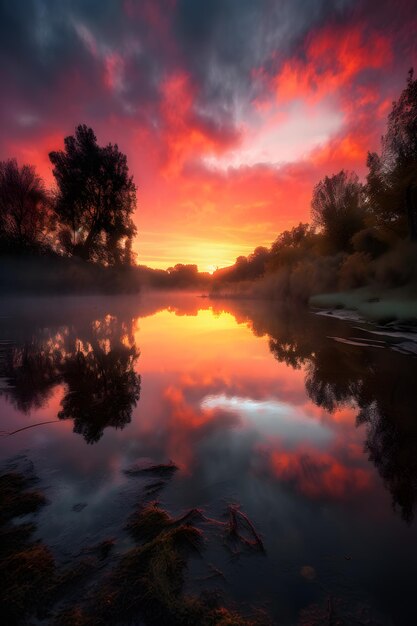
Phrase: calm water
[{"left": 1, "top": 293, "right": 417, "bottom": 625}]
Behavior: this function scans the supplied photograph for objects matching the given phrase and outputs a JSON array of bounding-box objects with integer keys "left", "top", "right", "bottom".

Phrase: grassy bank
[{"left": 310, "top": 288, "right": 417, "bottom": 325}]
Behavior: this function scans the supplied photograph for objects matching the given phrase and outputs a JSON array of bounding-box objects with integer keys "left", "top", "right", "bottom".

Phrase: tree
[
  {"left": 0, "top": 159, "right": 52, "bottom": 254},
  {"left": 311, "top": 170, "right": 365, "bottom": 253},
  {"left": 58, "top": 342, "right": 140, "bottom": 444},
  {"left": 49, "top": 124, "right": 137, "bottom": 264},
  {"left": 247, "top": 246, "right": 269, "bottom": 278},
  {"left": 271, "top": 223, "right": 312, "bottom": 252},
  {"left": 268, "top": 223, "right": 316, "bottom": 271},
  {"left": 366, "top": 69, "right": 417, "bottom": 239},
  {"left": 0, "top": 315, "right": 141, "bottom": 444},
  {"left": 166, "top": 263, "right": 199, "bottom": 287}
]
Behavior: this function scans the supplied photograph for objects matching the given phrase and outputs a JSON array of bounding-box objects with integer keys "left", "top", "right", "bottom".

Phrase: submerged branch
[{"left": 0, "top": 420, "right": 61, "bottom": 437}]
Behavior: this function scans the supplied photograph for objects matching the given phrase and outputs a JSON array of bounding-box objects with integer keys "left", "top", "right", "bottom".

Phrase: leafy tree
[
  {"left": 49, "top": 124, "right": 137, "bottom": 264},
  {"left": 233, "top": 255, "right": 249, "bottom": 279},
  {"left": 0, "top": 159, "right": 53, "bottom": 254},
  {"left": 269, "top": 223, "right": 317, "bottom": 270},
  {"left": 247, "top": 246, "right": 269, "bottom": 278},
  {"left": 166, "top": 263, "right": 199, "bottom": 287},
  {"left": 366, "top": 69, "right": 417, "bottom": 239},
  {"left": 59, "top": 342, "right": 140, "bottom": 444},
  {"left": 271, "top": 223, "right": 313, "bottom": 252},
  {"left": 0, "top": 315, "right": 141, "bottom": 444},
  {"left": 311, "top": 170, "right": 365, "bottom": 253}
]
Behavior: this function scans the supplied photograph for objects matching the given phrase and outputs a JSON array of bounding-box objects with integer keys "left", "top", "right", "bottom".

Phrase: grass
[
  {"left": 0, "top": 471, "right": 54, "bottom": 624},
  {"left": 54, "top": 501, "right": 256, "bottom": 625},
  {"left": 0, "top": 472, "right": 46, "bottom": 525},
  {"left": 310, "top": 288, "right": 417, "bottom": 325},
  {"left": 0, "top": 466, "right": 264, "bottom": 625}
]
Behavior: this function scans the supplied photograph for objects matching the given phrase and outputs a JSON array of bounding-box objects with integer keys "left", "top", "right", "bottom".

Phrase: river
[{"left": 1, "top": 293, "right": 416, "bottom": 625}]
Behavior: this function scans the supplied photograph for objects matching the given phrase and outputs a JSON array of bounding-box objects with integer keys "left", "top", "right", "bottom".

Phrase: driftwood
[
  {"left": 227, "top": 504, "right": 265, "bottom": 551},
  {"left": 0, "top": 420, "right": 61, "bottom": 436},
  {"left": 171, "top": 504, "right": 265, "bottom": 552},
  {"left": 123, "top": 460, "right": 178, "bottom": 477}
]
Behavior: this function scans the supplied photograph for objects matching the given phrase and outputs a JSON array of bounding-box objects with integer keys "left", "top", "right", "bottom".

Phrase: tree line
[
  {"left": 0, "top": 124, "right": 137, "bottom": 266},
  {"left": 2, "top": 71, "right": 417, "bottom": 295},
  {"left": 213, "top": 70, "right": 417, "bottom": 296}
]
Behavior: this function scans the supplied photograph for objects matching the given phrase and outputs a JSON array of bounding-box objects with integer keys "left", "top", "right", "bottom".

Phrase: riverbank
[{"left": 310, "top": 287, "right": 417, "bottom": 325}]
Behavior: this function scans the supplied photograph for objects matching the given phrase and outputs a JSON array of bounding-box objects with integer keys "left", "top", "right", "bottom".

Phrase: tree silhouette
[
  {"left": 311, "top": 170, "right": 365, "bottom": 253},
  {"left": 264, "top": 308, "right": 417, "bottom": 523},
  {"left": 49, "top": 125, "right": 137, "bottom": 265},
  {"left": 367, "top": 69, "right": 417, "bottom": 239},
  {"left": 0, "top": 316, "right": 141, "bottom": 444},
  {"left": 0, "top": 159, "right": 53, "bottom": 254},
  {"left": 58, "top": 341, "right": 141, "bottom": 444},
  {"left": 1, "top": 336, "right": 63, "bottom": 413},
  {"left": 268, "top": 223, "right": 317, "bottom": 271},
  {"left": 167, "top": 264, "right": 199, "bottom": 286}
]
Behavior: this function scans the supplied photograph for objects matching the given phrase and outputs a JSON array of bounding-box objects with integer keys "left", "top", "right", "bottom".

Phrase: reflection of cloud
[
  {"left": 257, "top": 441, "right": 372, "bottom": 501},
  {"left": 162, "top": 385, "right": 241, "bottom": 473},
  {"left": 201, "top": 394, "right": 332, "bottom": 446}
]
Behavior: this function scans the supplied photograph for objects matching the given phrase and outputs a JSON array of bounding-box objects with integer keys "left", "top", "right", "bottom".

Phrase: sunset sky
[{"left": 1, "top": 0, "right": 416, "bottom": 271}]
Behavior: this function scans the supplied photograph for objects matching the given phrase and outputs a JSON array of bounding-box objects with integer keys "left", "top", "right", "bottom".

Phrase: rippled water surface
[{"left": 1, "top": 293, "right": 417, "bottom": 625}]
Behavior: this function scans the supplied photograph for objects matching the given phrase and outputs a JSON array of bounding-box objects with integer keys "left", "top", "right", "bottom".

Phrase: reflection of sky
[{"left": 201, "top": 394, "right": 332, "bottom": 446}]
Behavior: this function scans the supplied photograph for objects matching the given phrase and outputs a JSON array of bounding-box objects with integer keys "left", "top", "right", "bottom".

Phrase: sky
[{"left": 0, "top": 0, "right": 416, "bottom": 271}]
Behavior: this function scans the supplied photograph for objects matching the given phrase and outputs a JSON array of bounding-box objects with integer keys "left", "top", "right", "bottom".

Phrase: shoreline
[{"left": 310, "top": 288, "right": 417, "bottom": 326}]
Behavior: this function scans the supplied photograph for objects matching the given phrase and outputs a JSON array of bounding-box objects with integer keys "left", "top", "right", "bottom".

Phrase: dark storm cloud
[
  {"left": 173, "top": 0, "right": 355, "bottom": 113},
  {"left": 0, "top": 0, "right": 357, "bottom": 140},
  {"left": 0, "top": 0, "right": 163, "bottom": 137}
]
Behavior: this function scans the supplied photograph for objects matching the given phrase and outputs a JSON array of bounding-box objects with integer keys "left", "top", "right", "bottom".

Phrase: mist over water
[{"left": 1, "top": 293, "right": 417, "bottom": 625}]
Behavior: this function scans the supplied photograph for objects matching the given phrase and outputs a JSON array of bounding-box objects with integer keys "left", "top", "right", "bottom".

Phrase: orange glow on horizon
[{"left": 1, "top": 4, "right": 415, "bottom": 270}]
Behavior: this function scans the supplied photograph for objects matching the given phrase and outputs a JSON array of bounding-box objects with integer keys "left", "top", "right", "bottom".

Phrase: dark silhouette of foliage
[
  {"left": 2, "top": 74, "right": 417, "bottom": 296},
  {"left": 212, "top": 246, "right": 270, "bottom": 284},
  {"left": 263, "top": 306, "right": 417, "bottom": 523},
  {"left": 271, "top": 223, "right": 313, "bottom": 252},
  {"left": 2, "top": 337, "right": 63, "bottom": 413},
  {"left": 268, "top": 223, "right": 317, "bottom": 270},
  {"left": 246, "top": 246, "right": 269, "bottom": 277},
  {"left": 0, "top": 468, "right": 55, "bottom": 625},
  {"left": 166, "top": 263, "right": 200, "bottom": 287},
  {"left": 0, "top": 316, "right": 141, "bottom": 444},
  {"left": 58, "top": 340, "right": 140, "bottom": 444},
  {"left": 367, "top": 69, "right": 417, "bottom": 239},
  {"left": 49, "top": 124, "right": 137, "bottom": 265},
  {"left": 311, "top": 170, "right": 365, "bottom": 253},
  {"left": 0, "top": 159, "right": 53, "bottom": 254}
]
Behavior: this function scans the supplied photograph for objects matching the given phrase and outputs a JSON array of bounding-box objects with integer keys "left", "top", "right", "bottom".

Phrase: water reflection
[
  {"left": 1, "top": 312, "right": 140, "bottom": 443},
  {"left": 1, "top": 296, "right": 417, "bottom": 516},
  {"left": 2, "top": 333, "right": 63, "bottom": 413},
  {"left": 1, "top": 294, "right": 417, "bottom": 624},
  {"left": 0, "top": 458, "right": 258, "bottom": 625},
  {"left": 237, "top": 301, "right": 417, "bottom": 523}
]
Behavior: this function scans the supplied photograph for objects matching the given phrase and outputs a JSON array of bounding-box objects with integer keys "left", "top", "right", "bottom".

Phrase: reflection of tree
[
  {"left": 357, "top": 371, "right": 417, "bottom": 524},
  {"left": 263, "top": 308, "right": 417, "bottom": 522},
  {"left": 2, "top": 335, "right": 63, "bottom": 413},
  {"left": 302, "top": 335, "right": 417, "bottom": 522},
  {"left": 0, "top": 316, "right": 141, "bottom": 444},
  {"left": 58, "top": 341, "right": 140, "bottom": 444},
  {"left": 225, "top": 300, "right": 417, "bottom": 524},
  {"left": 304, "top": 342, "right": 365, "bottom": 413}
]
